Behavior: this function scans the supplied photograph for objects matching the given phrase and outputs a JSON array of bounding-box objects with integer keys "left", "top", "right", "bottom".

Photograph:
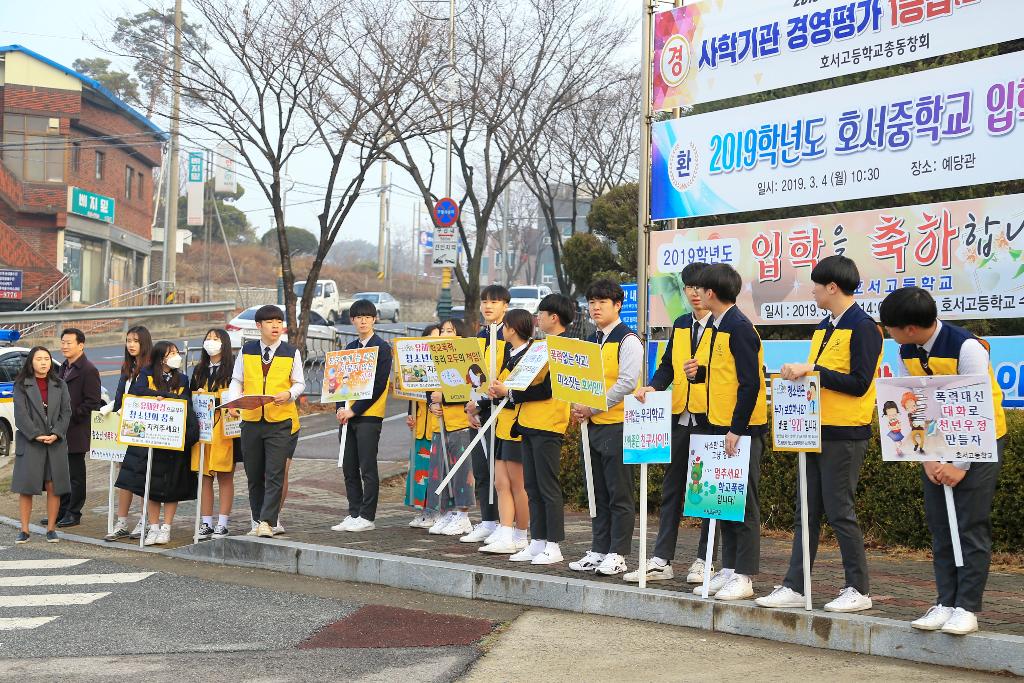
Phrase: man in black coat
[{"left": 53, "top": 328, "right": 103, "bottom": 526}]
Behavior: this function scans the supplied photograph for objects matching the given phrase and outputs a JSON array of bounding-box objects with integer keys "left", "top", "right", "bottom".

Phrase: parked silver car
[{"left": 352, "top": 291, "right": 401, "bottom": 322}]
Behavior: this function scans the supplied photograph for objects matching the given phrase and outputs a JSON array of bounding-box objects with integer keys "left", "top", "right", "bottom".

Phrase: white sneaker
[
  {"left": 911, "top": 604, "right": 955, "bottom": 631},
  {"left": 824, "top": 587, "right": 872, "bottom": 613},
  {"left": 130, "top": 519, "right": 145, "bottom": 539},
  {"left": 155, "top": 524, "right": 171, "bottom": 545},
  {"left": 756, "top": 585, "right": 805, "bottom": 608},
  {"left": 143, "top": 525, "right": 161, "bottom": 546},
  {"left": 940, "top": 607, "right": 979, "bottom": 635},
  {"left": 483, "top": 528, "right": 502, "bottom": 545},
  {"left": 513, "top": 535, "right": 528, "bottom": 551},
  {"left": 693, "top": 569, "right": 734, "bottom": 595},
  {"left": 346, "top": 517, "right": 375, "bottom": 532},
  {"left": 409, "top": 512, "right": 430, "bottom": 528},
  {"left": 246, "top": 519, "right": 259, "bottom": 537},
  {"left": 272, "top": 523, "right": 285, "bottom": 535},
  {"left": 479, "top": 531, "right": 518, "bottom": 554},
  {"left": 441, "top": 515, "right": 474, "bottom": 536},
  {"left": 686, "top": 558, "right": 712, "bottom": 584},
  {"left": 624, "top": 559, "right": 674, "bottom": 583},
  {"left": 596, "top": 553, "right": 628, "bottom": 576},
  {"left": 715, "top": 574, "right": 754, "bottom": 600},
  {"left": 331, "top": 515, "right": 356, "bottom": 531},
  {"left": 569, "top": 551, "right": 605, "bottom": 573},
  {"left": 459, "top": 523, "right": 494, "bottom": 543},
  {"left": 429, "top": 512, "right": 456, "bottom": 535},
  {"left": 509, "top": 547, "right": 540, "bottom": 562},
  {"left": 531, "top": 548, "right": 564, "bottom": 565}
]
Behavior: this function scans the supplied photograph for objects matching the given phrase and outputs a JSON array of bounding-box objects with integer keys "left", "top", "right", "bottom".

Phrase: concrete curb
[{"left": 166, "top": 536, "right": 1024, "bottom": 676}]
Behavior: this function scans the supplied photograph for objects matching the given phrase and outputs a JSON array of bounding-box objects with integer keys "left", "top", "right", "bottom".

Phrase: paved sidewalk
[{"left": 2, "top": 456, "right": 1022, "bottom": 637}]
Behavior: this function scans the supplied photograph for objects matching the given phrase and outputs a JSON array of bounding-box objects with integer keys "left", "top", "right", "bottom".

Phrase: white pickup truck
[{"left": 293, "top": 279, "right": 352, "bottom": 325}]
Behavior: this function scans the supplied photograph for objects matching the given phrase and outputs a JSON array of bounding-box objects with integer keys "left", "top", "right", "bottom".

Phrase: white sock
[
  {"left": 481, "top": 520, "right": 498, "bottom": 531},
  {"left": 118, "top": 516, "right": 128, "bottom": 524},
  {"left": 652, "top": 557, "right": 668, "bottom": 567},
  {"left": 500, "top": 525, "right": 515, "bottom": 539},
  {"left": 202, "top": 516, "right": 213, "bottom": 525},
  {"left": 720, "top": 567, "right": 735, "bottom": 577},
  {"left": 528, "top": 539, "right": 545, "bottom": 555},
  {"left": 545, "top": 541, "right": 560, "bottom": 555},
  {"left": 218, "top": 515, "right": 229, "bottom": 527},
  {"left": 513, "top": 527, "right": 528, "bottom": 541},
  {"left": 455, "top": 511, "right": 468, "bottom": 519}
]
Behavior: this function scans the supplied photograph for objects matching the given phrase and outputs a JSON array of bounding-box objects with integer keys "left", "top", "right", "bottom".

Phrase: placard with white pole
[
  {"left": 488, "top": 324, "right": 498, "bottom": 505},
  {"left": 88, "top": 410, "right": 127, "bottom": 535},
  {"left": 321, "top": 346, "right": 379, "bottom": 467},
  {"left": 192, "top": 393, "right": 217, "bottom": 543},
  {"left": 771, "top": 373, "right": 822, "bottom": 611}
]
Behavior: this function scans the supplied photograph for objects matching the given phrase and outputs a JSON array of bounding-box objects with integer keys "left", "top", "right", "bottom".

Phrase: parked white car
[
  {"left": 294, "top": 279, "right": 351, "bottom": 325},
  {"left": 226, "top": 305, "right": 338, "bottom": 357},
  {"left": 508, "top": 285, "right": 552, "bottom": 314}
]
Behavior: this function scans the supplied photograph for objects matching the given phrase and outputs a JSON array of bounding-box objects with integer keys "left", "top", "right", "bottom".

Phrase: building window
[
  {"left": 1, "top": 114, "right": 64, "bottom": 182},
  {"left": 136, "top": 170, "right": 144, "bottom": 201},
  {"left": 71, "top": 142, "right": 81, "bottom": 172},
  {"left": 125, "top": 165, "right": 133, "bottom": 199},
  {"left": 95, "top": 151, "right": 105, "bottom": 180}
]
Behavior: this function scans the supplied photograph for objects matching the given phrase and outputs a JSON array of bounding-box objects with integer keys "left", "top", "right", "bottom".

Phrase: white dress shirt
[
  {"left": 679, "top": 312, "right": 713, "bottom": 426},
  {"left": 595, "top": 318, "right": 644, "bottom": 415}
]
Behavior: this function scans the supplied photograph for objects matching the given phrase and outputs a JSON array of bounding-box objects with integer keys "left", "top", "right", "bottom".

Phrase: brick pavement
[{"left": 3, "top": 456, "right": 1022, "bottom": 636}]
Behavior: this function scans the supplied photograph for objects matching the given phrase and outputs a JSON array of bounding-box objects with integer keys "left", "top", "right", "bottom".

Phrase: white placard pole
[
  {"left": 798, "top": 452, "right": 812, "bottom": 611},
  {"left": 337, "top": 401, "right": 350, "bottom": 468},
  {"left": 488, "top": 323, "right": 497, "bottom": 505},
  {"left": 106, "top": 461, "right": 116, "bottom": 535},
  {"left": 700, "top": 519, "right": 717, "bottom": 599},
  {"left": 193, "top": 443, "right": 206, "bottom": 544},
  {"left": 580, "top": 421, "right": 597, "bottom": 518},
  {"left": 438, "top": 414, "right": 454, "bottom": 498},
  {"left": 434, "top": 399, "right": 508, "bottom": 495},
  {"left": 639, "top": 463, "right": 648, "bottom": 589},
  {"left": 944, "top": 482, "right": 964, "bottom": 567},
  {"left": 139, "top": 447, "right": 154, "bottom": 549}
]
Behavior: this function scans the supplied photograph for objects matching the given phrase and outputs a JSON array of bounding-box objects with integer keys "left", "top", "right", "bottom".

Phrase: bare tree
[
  {"left": 384, "top": 0, "right": 631, "bottom": 323},
  {"left": 490, "top": 182, "right": 543, "bottom": 285}
]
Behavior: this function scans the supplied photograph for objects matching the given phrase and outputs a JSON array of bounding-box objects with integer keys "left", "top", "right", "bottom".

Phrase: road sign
[
  {"left": 620, "top": 283, "right": 638, "bottom": 332},
  {"left": 432, "top": 227, "right": 458, "bottom": 268},
  {"left": 433, "top": 197, "right": 459, "bottom": 227},
  {"left": 419, "top": 230, "right": 434, "bottom": 248}
]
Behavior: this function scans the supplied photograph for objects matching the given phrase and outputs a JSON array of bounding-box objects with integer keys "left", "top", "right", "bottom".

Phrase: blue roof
[{"left": 0, "top": 44, "right": 167, "bottom": 140}]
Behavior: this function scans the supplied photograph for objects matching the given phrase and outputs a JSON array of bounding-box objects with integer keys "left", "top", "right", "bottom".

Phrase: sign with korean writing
[
  {"left": 649, "top": 193, "right": 1024, "bottom": 326},
  {"left": 390, "top": 348, "right": 425, "bottom": 401},
  {"left": 88, "top": 411, "right": 127, "bottom": 462},
  {"left": 876, "top": 375, "right": 998, "bottom": 462},
  {"left": 67, "top": 186, "right": 115, "bottom": 223},
  {"left": 622, "top": 392, "right": 672, "bottom": 465},
  {"left": 546, "top": 335, "right": 607, "bottom": 411},
  {"left": 652, "top": 0, "right": 1020, "bottom": 111},
  {"left": 428, "top": 337, "right": 486, "bottom": 403},
  {"left": 117, "top": 395, "right": 188, "bottom": 450},
  {"left": 683, "top": 434, "right": 751, "bottom": 522},
  {"left": 222, "top": 408, "right": 241, "bottom": 438},
  {"left": 186, "top": 151, "right": 205, "bottom": 227},
  {"left": 620, "top": 283, "right": 639, "bottom": 332},
  {"left": 0, "top": 269, "right": 23, "bottom": 300},
  {"left": 214, "top": 143, "right": 237, "bottom": 193},
  {"left": 503, "top": 341, "right": 548, "bottom": 391},
  {"left": 652, "top": 51, "right": 1024, "bottom": 221},
  {"left": 395, "top": 337, "right": 441, "bottom": 391},
  {"left": 771, "top": 373, "right": 822, "bottom": 453},
  {"left": 192, "top": 393, "right": 216, "bottom": 444},
  {"left": 432, "top": 227, "right": 458, "bottom": 268},
  {"left": 321, "top": 347, "right": 378, "bottom": 403}
]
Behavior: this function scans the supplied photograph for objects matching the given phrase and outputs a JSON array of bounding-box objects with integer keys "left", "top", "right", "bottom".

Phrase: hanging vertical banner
[
  {"left": 652, "top": 0, "right": 1023, "bottom": 111},
  {"left": 214, "top": 143, "right": 237, "bottom": 194},
  {"left": 186, "top": 151, "right": 205, "bottom": 227}
]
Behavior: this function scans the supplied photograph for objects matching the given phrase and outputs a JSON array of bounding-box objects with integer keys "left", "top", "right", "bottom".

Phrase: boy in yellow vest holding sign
[{"left": 880, "top": 287, "right": 1005, "bottom": 636}]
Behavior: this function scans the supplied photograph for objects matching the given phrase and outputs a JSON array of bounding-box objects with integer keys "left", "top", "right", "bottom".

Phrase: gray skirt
[
  {"left": 425, "top": 428, "right": 475, "bottom": 513},
  {"left": 10, "top": 450, "right": 71, "bottom": 496}
]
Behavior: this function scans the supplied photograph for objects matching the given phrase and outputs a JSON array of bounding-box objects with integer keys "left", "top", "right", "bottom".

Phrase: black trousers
[
  {"left": 587, "top": 422, "right": 635, "bottom": 556},
  {"left": 470, "top": 429, "right": 498, "bottom": 523},
  {"left": 651, "top": 422, "right": 719, "bottom": 564},
  {"left": 719, "top": 435, "right": 762, "bottom": 576},
  {"left": 783, "top": 439, "right": 869, "bottom": 595},
  {"left": 58, "top": 452, "right": 87, "bottom": 521},
  {"left": 342, "top": 419, "right": 383, "bottom": 521},
  {"left": 241, "top": 420, "right": 297, "bottom": 526},
  {"left": 922, "top": 438, "right": 1002, "bottom": 613},
  {"left": 522, "top": 429, "right": 565, "bottom": 543}
]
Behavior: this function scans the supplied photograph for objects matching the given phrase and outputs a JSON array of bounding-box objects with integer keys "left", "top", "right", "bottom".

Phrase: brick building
[{"left": 0, "top": 45, "right": 164, "bottom": 307}]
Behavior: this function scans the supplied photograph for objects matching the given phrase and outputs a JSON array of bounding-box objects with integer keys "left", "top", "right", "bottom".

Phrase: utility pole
[
  {"left": 162, "top": 0, "right": 183, "bottom": 303},
  {"left": 501, "top": 184, "right": 510, "bottom": 285},
  {"left": 436, "top": 0, "right": 455, "bottom": 321},
  {"left": 377, "top": 157, "right": 388, "bottom": 283},
  {"left": 203, "top": 149, "right": 212, "bottom": 302}
]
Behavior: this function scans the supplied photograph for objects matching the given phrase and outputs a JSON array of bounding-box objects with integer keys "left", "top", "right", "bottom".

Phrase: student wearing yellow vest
[
  {"left": 880, "top": 287, "right": 1005, "bottom": 636},
  {"left": 627, "top": 262, "right": 716, "bottom": 584},
  {"left": 495, "top": 293, "right": 576, "bottom": 565},
  {"left": 568, "top": 280, "right": 644, "bottom": 577},
  {"left": 478, "top": 309, "right": 536, "bottom": 556},
  {"left": 333, "top": 299, "right": 392, "bottom": 533},
  {"left": 685, "top": 264, "right": 767, "bottom": 600},
  {"left": 225, "top": 305, "right": 304, "bottom": 539},
  {"left": 460, "top": 284, "right": 510, "bottom": 544},
  {"left": 406, "top": 324, "right": 441, "bottom": 527},
  {"left": 756, "top": 256, "right": 881, "bottom": 613}
]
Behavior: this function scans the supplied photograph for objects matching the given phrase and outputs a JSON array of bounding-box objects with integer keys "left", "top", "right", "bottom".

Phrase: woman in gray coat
[{"left": 11, "top": 346, "right": 72, "bottom": 543}]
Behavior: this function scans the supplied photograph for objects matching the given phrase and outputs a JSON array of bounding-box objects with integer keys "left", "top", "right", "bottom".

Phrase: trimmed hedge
[{"left": 558, "top": 411, "right": 1024, "bottom": 553}]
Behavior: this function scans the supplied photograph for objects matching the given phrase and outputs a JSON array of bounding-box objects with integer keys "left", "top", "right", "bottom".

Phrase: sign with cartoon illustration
[
  {"left": 221, "top": 408, "right": 241, "bottom": 439},
  {"left": 320, "top": 346, "right": 379, "bottom": 403},
  {"left": 875, "top": 375, "right": 998, "bottom": 463},
  {"left": 192, "top": 393, "right": 217, "bottom": 444},
  {"left": 622, "top": 392, "right": 672, "bottom": 465},
  {"left": 770, "top": 373, "right": 821, "bottom": 453},
  {"left": 428, "top": 337, "right": 486, "bottom": 403},
  {"left": 117, "top": 395, "right": 188, "bottom": 450},
  {"left": 503, "top": 341, "right": 549, "bottom": 392},
  {"left": 88, "top": 410, "right": 128, "bottom": 462},
  {"left": 546, "top": 335, "right": 607, "bottom": 411},
  {"left": 683, "top": 434, "right": 751, "bottom": 522},
  {"left": 394, "top": 337, "right": 441, "bottom": 391}
]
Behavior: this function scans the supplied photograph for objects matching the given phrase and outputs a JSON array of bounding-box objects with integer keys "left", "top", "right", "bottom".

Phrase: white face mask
[
  {"left": 165, "top": 354, "right": 182, "bottom": 370},
  {"left": 203, "top": 340, "right": 223, "bottom": 356}
]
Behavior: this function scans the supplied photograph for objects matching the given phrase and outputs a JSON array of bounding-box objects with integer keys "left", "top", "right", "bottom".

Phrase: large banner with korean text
[
  {"left": 651, "top": 51, "right": 1024, "bottom": 220},
  {"left": 652, "top": 0, "right": 1020, "bottom": 111},
  {"left": 648, "top": 193, "right": 1024, "bottom": 326}
]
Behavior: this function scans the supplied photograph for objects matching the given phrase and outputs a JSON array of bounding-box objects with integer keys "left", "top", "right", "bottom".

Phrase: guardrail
[{"left": 1, "top": 301, "right": 237, "bottom": 325}]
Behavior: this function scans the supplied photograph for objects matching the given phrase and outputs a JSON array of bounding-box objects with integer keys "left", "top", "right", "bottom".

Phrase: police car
[{"left": 0, "top": 330, "right": 29, "bottom": 458}]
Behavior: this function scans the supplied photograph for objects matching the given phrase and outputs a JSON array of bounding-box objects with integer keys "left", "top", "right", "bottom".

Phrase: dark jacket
[
  {"left": 59, "top": 353, "right": 104, "bottom": 453},
  {"left": 10, "top": 375, "right": 72, "bottom": 495}
]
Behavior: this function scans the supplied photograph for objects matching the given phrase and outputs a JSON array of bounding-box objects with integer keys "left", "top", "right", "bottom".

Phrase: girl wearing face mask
[
  {"left": 103, "top": 326, "right": 152, "bottom": 542},
  {"left": 115, "top": 341, "right": 200, "bottom": 545},
  {"left": 189, "top": 329, "right": 239, "bottom": 539}
]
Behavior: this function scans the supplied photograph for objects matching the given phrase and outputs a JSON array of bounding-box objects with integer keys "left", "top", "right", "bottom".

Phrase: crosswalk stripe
[
  {"left": 0, "top": 592, "right": 111, "bottom": 607},
  {"left": 0, "top": 559, "right": 90, "bottom": 570},
  {"left": 0, "top": 616, "right": 60, "bottom": 630},
  {"left": 0, "top": 572, "right": 154, "bottom": 587}
]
